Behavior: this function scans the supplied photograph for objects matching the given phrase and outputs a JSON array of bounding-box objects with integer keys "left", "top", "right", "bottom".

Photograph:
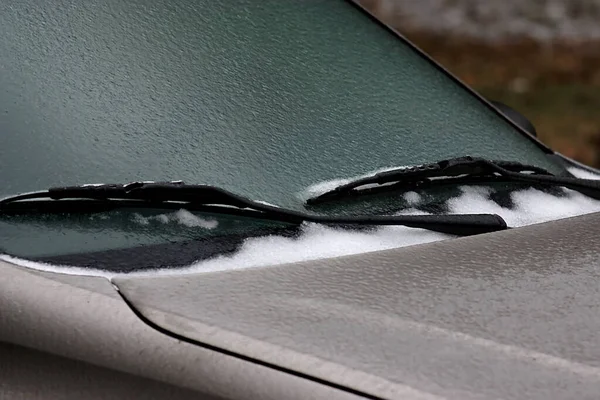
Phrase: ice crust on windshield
[
  {"left": 131, "top": 209, "right": 218, "bottom": 229},
  {"left": 2, "top": 166, "right": 600, "bottom": 277}
]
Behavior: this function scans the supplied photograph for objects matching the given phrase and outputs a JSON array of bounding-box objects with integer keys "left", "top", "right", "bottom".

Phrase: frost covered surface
[
  {"left": 3, "top": 169, "right": 600, "bottom": 278},
  {"left": 0, "top": 254, "right": 115, "bottom": 279},
  {"left": 132, "top": 209, "right": 218, "bottom": 229},
  {"left": 403, "top": 191, "right": 422, "bottom": 206}
]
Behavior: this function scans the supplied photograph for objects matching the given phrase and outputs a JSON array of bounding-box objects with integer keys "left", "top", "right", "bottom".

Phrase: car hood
[
  {"left": 111, "top": 211, "right": 600, "bottom": 399},
  {"left": 2, "top": 212, "right": 599, "bottom": 399}
]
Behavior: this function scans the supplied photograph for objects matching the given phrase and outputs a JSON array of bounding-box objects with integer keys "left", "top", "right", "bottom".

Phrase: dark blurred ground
[{"left": 360, "top": 0, "right": 600, "bottom": 168}]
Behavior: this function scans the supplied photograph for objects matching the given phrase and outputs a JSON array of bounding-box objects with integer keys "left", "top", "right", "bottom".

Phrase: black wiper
[
  {"left": 0, "top": 181, "right": 507, "bottom": 236},
  {"left": 307, "top": 156, "right": 600, "bottom": 205}
]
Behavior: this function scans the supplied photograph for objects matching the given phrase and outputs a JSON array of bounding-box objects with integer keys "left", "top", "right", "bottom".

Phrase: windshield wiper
[
  {"left": 0, "top": 181, "right": 507, "bottom": 236},
  {"left": 306, "top": 156, "right": 600, "bottom": 205}
]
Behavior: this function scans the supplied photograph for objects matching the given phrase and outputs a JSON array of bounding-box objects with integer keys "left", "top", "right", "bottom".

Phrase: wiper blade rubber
[
  {"left": 307, "top": 156, "right": 600, "bottom": 205},
  {"left": 0, "top": 181, "right": 507, "bottom": 237}
]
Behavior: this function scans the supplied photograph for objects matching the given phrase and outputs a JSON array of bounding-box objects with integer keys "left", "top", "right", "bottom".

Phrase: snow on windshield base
[
  {"left": 132, "top": 209, "right": 218, "bottom": 229},
  {"left": 2, "top": 166, "right": 600, "bottom": 278},
  {"left": 568, "top": 166, "right": 600, "bottom": 181}
]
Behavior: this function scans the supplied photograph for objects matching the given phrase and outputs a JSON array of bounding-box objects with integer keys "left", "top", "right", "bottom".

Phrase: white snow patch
[
  {"left": 117, "top": 209, "right": 450, "bottom": 277},
  {"left": 567, "top": 167, "right": 600, "bottom": 180},
  {"left": 132, "top": 209, "right": 218, "bottom": 229},
  {"left": 404, "top": 191, "right": 422, "bottom": 206},
  {"left": 133, "top": 187, "right": 600, "bottom": 276},
  {"left": 3, "top": 184, "right": 600, "bottom": 278},
  {"left": 154, "top": 187, "right": 600, "bottom": 276},
  {"left": 448, "top": 186, "right": 600, "bottom": 227},
  {"left": 254, "top": 200, "right": 280, "bottom": 208},
  {"left": 0, "top": 208, "right": 449, "bottom": 278}
]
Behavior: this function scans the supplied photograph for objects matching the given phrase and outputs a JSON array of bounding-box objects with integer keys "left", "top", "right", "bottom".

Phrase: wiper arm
[
  {"left": 307, "top": 156, "right": 600, "bottom": 205},
  {"left": 0, "top": 181, "right": 507, "bottom": 236}
]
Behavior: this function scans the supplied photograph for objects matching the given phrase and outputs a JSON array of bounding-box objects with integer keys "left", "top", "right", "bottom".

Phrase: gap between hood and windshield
[{"left": 1, "top": 162, "right": 599, "bottom": 277}]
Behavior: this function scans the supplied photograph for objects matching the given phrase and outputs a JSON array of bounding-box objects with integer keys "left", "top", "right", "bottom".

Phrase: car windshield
[{"left": 0, "top": 0, "right": 579, "bottom": 268}]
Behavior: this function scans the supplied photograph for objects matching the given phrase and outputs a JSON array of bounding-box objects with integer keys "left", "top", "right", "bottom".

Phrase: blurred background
[{"left": 359, "top": 0, "right": 600, "bottom": 168}]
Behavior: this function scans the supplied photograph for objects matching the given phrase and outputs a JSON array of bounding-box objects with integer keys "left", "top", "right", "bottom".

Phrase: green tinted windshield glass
[{"left": 0, "top": 0, "right": 563, "bottom": 258}]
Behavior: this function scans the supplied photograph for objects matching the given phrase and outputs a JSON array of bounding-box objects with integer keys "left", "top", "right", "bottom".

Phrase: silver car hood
[{"left": 2, "top": 212, "right": 600, "bottom": 399}]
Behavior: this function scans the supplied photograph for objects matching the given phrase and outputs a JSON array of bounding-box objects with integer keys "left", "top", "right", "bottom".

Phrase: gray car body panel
[
  {"left": 0, "top": 262, "right": 364, "bottom": 400},
  {"left": 2, "top": 212, "right": 599, "bottom": 399},
  {"left": 113, "top": 211, "right": 600, "bottom": 399},
  {"left": 0, "top": 342, "right": 219, "bottom": 400}
]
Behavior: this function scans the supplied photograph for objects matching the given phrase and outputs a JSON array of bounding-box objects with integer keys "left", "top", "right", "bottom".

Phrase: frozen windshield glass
[{"left": 0, "top": 0, "right": 565, "bottom": 260}]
